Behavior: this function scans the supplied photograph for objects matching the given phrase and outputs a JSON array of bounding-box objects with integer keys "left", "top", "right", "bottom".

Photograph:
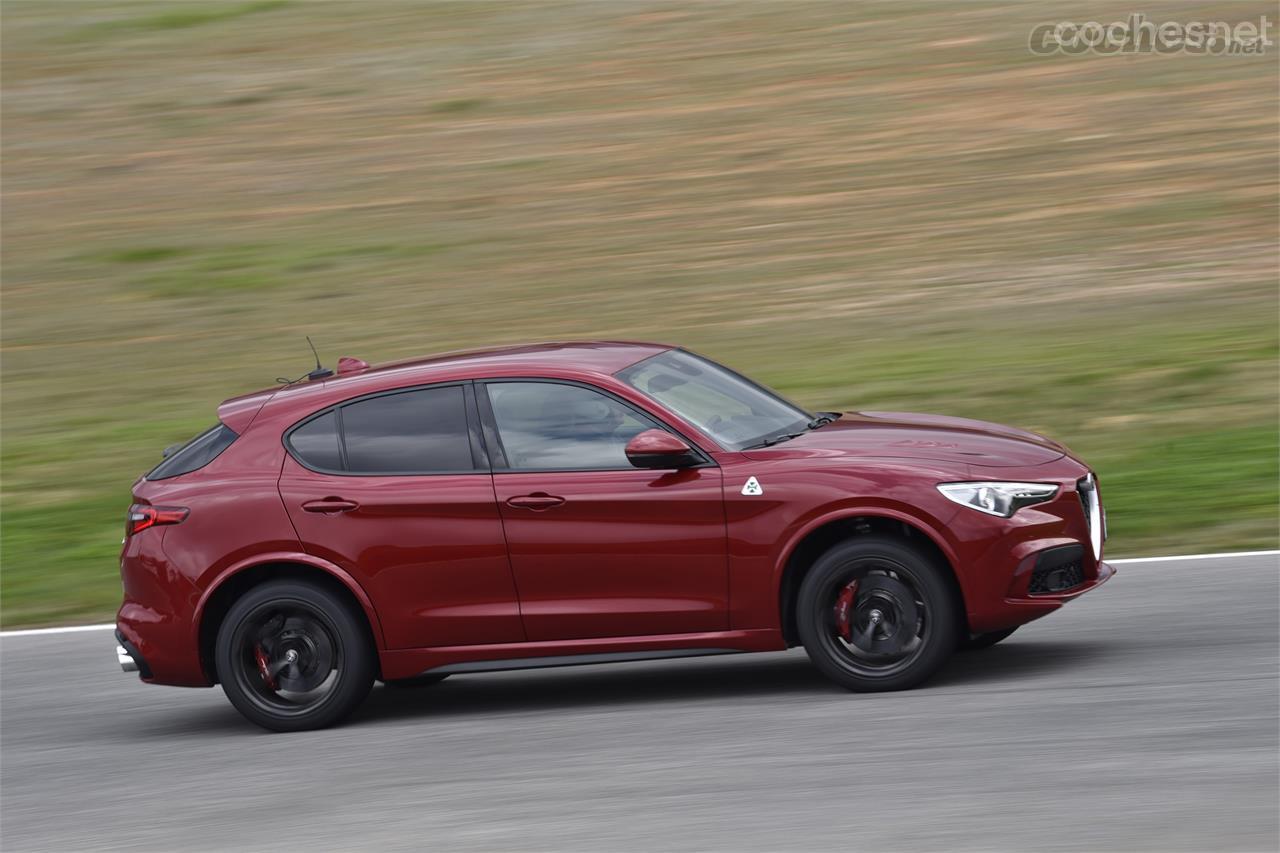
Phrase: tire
[
  {"left": 215, "top": 579, "right": 375, "bottom": 732},
  {"left": 960, "top": 626, "right": 1018, "bottom": 651},
  {"left": 797, "top": 536, "right": 958, "bottom": 692},
  {"left": 382, "top": 673, "right": 450, "bottom": 689}
]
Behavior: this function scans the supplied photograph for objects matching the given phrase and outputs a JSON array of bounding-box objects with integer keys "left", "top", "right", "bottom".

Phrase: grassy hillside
[{"left": 2, "top": 1, "right": 1276, "bottom": 626}]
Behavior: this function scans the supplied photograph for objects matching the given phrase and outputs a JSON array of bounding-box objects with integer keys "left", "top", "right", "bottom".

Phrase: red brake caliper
[
  {"left": 834, "top": 580, "right": 858, "bottom": 642},
  {"left": 254, "top": 646, "right": 277, "bottom": 690}
]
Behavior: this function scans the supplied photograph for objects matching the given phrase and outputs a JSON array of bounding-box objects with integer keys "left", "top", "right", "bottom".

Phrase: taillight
[{"left": 126, "top": 504, "right": 188, "bottom": 536}]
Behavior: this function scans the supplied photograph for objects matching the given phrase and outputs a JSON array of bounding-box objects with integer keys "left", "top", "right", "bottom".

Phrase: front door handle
[
  {"left": 302, "top": 498, "right": 359, "bottom": 514},
  {"left": 505, "top": 493, "right": 565, "bottom": 511}
]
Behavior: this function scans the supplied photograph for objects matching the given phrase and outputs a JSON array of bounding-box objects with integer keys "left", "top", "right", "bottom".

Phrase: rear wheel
[
  {"left": 960, "top": 626, "right": 1018, "bottom": 650},
  {"left": 216, "top": 579, "right": 374, "bottom": 732},
  {"left": 797, "top": 537, "right": 958, "bottom": 692}
]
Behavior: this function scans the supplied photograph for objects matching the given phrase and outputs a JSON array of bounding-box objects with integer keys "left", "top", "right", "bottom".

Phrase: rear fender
[{"left": 193, "top": 551, "right": 386, "bottom": 653}]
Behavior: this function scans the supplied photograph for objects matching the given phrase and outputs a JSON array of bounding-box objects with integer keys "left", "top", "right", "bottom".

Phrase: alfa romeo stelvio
[{"left": 116, "top": 342, "right": 1112, "bottom": 730}]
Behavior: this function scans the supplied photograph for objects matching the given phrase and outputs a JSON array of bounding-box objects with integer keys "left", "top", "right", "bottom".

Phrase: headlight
[{"left": 937, "top": 481, "right": 1059, "bottom": 518}]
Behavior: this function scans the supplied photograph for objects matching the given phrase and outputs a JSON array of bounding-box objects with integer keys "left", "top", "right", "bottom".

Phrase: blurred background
[{"left": 2, "top": 0, "right": 1276, "bottom": 627}]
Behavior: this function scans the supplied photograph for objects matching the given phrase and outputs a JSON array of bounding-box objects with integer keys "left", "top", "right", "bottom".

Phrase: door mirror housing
[{"left": 625, "top": 429, "right": 700, "bottom": 470}]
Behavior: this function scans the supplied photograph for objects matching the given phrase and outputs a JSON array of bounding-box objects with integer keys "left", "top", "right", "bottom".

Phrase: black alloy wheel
[
  {"left": 216, "top": 580, "right": 374, "bottom": 732},
  {"left": 797, "top": 537, "right": 958, "bottom": 692}
]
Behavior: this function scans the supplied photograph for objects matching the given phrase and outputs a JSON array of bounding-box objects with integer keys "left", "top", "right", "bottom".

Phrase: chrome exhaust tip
[{"left": 116, "top": 644, "right": 139, "bottom": 673}]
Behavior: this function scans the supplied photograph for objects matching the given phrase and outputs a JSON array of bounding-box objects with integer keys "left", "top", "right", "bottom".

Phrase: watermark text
[{"left": 1029, "top": 13, "right": 1272, "bottom": 56}]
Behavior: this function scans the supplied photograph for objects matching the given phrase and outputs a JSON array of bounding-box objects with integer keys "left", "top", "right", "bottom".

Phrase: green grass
[
  {"left": 74, "top": 0, "right": 290, "bottom": 37},
  {"left": 2, "top": 0, "right": 1276, "bottom": 627}
]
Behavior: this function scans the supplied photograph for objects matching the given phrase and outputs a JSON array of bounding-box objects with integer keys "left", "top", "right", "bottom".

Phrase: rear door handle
[
  {"left": 302, "top": 498, "right": 359, "bottom": 513},
  {"left": 505, "top": 493, "right": 565, "bottom": 511}
]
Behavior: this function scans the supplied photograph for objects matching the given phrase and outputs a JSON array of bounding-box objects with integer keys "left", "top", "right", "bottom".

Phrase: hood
[{"left": 742, "top": 411, "right": 1066, "bottom": 468}]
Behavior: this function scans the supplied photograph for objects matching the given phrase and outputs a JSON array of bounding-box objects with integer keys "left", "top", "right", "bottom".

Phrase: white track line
[
  {"left": 1, "top": 550, "right": 1276, "bottom": 638},
  {"left": 1110, "top": 549, "right": 1278, "bottom": 565},
  {"left": 1, "top": 623, "right": 116, "bottom": 638}
]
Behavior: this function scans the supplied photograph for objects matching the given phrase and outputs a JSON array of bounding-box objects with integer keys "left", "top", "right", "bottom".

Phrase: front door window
[{"left": 485, "top": 381, "right": 653, "bottom": 470}]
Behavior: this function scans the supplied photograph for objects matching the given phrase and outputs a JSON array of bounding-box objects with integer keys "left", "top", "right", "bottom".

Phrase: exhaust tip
[{"left": 116, "top": 644, "right": 139, "bottom": 673}]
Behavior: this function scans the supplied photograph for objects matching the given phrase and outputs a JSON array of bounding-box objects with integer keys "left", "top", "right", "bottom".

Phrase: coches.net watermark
[{"left": 1029, "top": 13, "right": 1273, "bottom": 56}]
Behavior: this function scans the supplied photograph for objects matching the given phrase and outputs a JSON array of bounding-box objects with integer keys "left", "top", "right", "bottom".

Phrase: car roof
[
  {"left": 217, "top": 340, "right": 674, "bottom": 431},
  {"left": 363, "top": 340, "right": 672, "bottom": 379}
]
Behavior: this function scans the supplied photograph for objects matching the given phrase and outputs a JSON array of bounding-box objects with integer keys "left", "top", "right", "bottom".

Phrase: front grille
[
  {"left": 1077, "top": 473, "right": 1105, "bottom": 559},
  {"left": 1077, "top": 479, "right": 1093, "bottom": 531},
  {"left": 1028, "top": 543, "right": 1086, "bottom": 595}
]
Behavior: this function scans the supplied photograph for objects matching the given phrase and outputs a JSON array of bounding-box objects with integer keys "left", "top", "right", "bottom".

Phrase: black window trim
[
  {"left": 283, "top": 380, "right": 487, "bottom": 477},
  {"left": 475, "top": 377, "right": 717, "bottom": 474}
]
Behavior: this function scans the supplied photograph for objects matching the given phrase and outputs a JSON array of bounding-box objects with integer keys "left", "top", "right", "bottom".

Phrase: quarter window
[
  {"left": 486, "top": 382, "right": 654, "bottom": 470},
  {"left": 148, "top": 423, "right": 238, "bottom": 480}
]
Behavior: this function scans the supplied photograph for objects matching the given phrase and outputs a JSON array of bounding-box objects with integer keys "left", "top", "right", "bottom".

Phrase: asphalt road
[{"left": 2, "top": 554, "right": 1277, "bottom": 852}]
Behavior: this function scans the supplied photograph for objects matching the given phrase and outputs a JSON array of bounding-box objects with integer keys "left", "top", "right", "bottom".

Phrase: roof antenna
[{"left": 306, "top": 336, "right": 334, "bottom": 380}]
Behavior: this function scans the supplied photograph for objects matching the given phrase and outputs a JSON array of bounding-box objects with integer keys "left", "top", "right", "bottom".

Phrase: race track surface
[{"left": 2, "top": 554, "right": 1277, "bottom": 851}]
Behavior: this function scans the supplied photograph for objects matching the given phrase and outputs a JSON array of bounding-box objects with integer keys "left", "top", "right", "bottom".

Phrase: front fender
[
  {"left": 772, "top": 499, "right": 963, "bottom": 596},
  {"left": 720, "top": 457, "right": 968, "bottom": 631}
]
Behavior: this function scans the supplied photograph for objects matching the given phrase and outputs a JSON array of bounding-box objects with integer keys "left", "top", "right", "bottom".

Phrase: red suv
[{"left": 116, "top": 342, "right": 1113, "bottom": 731}]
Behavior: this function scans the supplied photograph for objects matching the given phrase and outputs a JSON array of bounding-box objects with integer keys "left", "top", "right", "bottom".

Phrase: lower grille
[
  {"left": 1029, "top": 560, "right": 1084, "bottom": 594},
  {"left": 1028, "top": 543, "right": 1086, "bottom": 595}
]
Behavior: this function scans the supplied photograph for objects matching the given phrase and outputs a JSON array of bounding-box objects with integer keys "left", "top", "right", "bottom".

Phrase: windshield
[{"left": 617, "top": 350, "right": 812, "bottom": 450}]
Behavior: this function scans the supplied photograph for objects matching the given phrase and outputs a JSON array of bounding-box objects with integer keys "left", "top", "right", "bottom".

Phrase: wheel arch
[
  {"left": 194, "top": 554, "right": 385, "bottom": 684},
  {"left": 775, "top": 508, "right": 968, "bottom": 646}
]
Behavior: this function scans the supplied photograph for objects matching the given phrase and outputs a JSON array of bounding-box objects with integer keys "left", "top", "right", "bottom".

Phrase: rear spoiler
[{"left": 216, "top": 389, "right": 276, "bottom": 434}]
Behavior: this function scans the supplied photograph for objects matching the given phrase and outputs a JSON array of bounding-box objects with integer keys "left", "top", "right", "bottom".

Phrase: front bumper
[{"left": 953, "top": 462, "right": 1115, "bottom": 633}]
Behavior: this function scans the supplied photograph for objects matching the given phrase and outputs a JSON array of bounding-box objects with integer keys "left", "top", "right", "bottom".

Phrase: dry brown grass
[{"left": 2, "top": 1, "right": 1276, "bottom": 625}]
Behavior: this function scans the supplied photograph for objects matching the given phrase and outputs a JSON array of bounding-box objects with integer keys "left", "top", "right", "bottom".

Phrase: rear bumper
[
  {"left": 114, "top": 628, "right": 152, "bottom": 678},
  {"left": 117, "top": 528, "right": 211, "bottom": 686}
]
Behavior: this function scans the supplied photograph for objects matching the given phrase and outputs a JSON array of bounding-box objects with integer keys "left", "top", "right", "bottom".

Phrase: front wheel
[
  {"left": 216, "top": 580, "right": 375, "bottom": 732},
  {"left": 797, "top": 537, "right": 958, "bottom": 692}
]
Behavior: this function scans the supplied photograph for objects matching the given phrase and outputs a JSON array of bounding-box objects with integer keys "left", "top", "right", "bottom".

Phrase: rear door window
[
  {"left": 342, "top": 387, "right": 471, "bottom": 473},
  {"left": 287, "top": 385, "right": 474, "bottom": 474}
]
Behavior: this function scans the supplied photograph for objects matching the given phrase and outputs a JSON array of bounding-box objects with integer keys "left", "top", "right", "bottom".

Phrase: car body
[{"left": 116, "top": 341, "right": 1113, "bottom": 730}]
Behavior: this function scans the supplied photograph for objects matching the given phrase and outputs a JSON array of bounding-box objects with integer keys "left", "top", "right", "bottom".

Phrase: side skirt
[
  {"left": 378, "top": 628, "right": 786, "bottom": 681},
  {"left": 428, "top": 648, "right": 741, "bottom": 676}
]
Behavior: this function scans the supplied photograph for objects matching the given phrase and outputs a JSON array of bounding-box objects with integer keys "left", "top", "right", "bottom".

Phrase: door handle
[
  {"left": 302, "top": 498, "right": 359, "bottom": 513},
  {"left": 505, "top": 493, "right": 566, "bottom": 511}
]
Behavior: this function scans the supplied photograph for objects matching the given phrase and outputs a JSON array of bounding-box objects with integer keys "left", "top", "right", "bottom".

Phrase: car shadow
[
  {"left": 354, "top": 638, "right": 1112, "bottom": 726},
  {"left": 141, "top": 638, "right": 1112, "bottom": 736},
  {"left": 931, "top": 638, "right": 1113, "bottom": 688}
]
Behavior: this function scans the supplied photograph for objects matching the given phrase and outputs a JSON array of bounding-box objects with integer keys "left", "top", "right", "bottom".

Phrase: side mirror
[{"left": 625, "top": 429, "right": 700, "bottom": 470}]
